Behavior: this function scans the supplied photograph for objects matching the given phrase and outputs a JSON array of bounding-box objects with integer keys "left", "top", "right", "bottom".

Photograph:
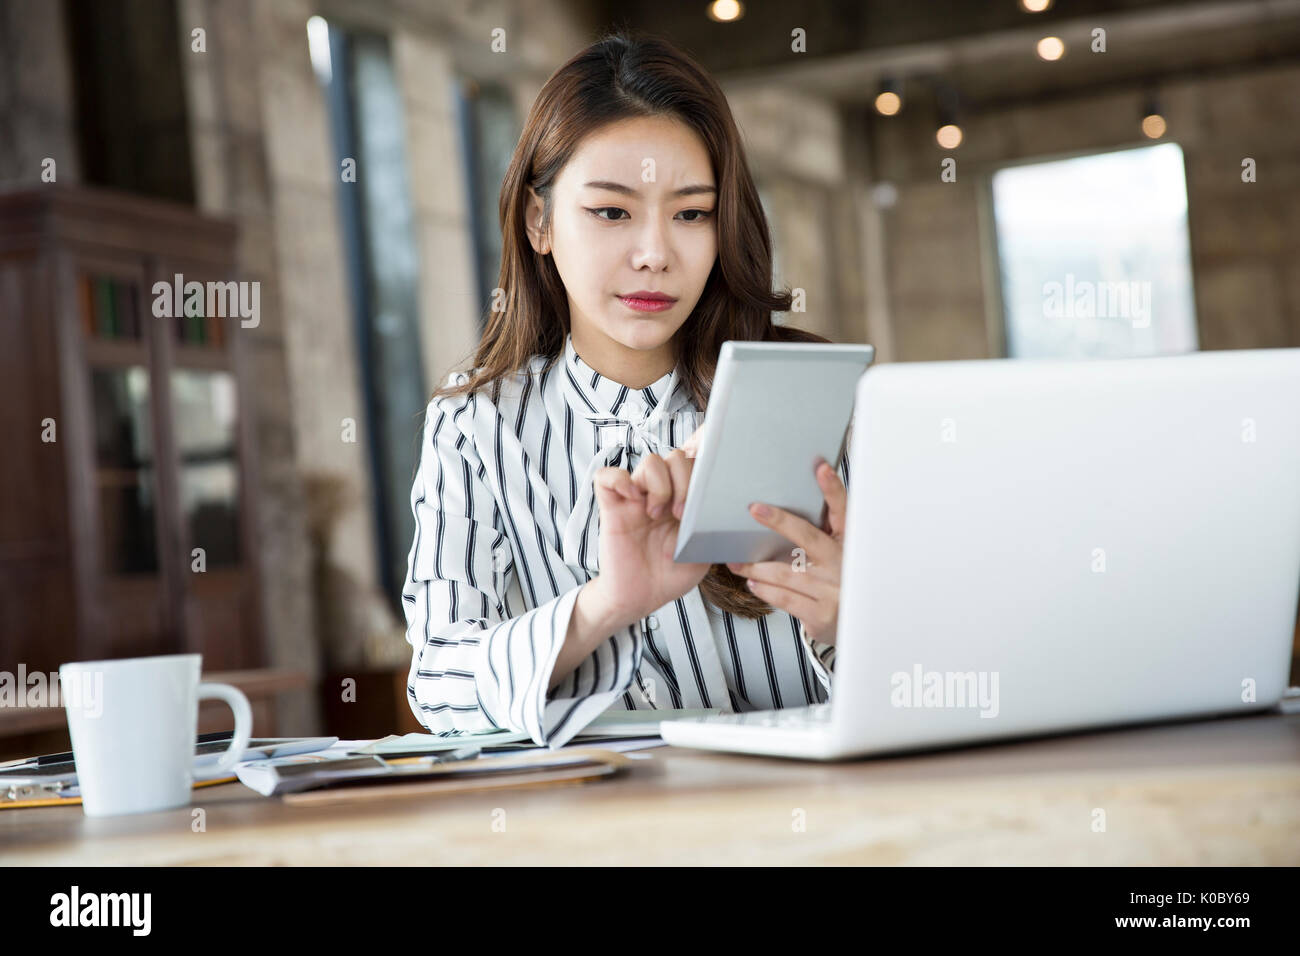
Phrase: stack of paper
[
  {"left": 351, "top": 707, "right": 721, "bottom": 757},
  {"left": 232, "top": 709, "right": 721, "bottom": 798}
]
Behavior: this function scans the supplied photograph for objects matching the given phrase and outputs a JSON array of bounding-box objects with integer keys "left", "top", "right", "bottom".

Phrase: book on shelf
[
  {"left": 77, "top": 275, "right": 94, "bottom": 338},
  {"left": 112, "top": 280, "right": 138, "bottom": 340},
  {"left": 93, "top": 276, "right": 116, "bottom": 338}
]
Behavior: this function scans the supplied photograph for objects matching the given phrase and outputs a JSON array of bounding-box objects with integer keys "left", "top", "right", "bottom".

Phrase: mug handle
[{"left": 197, "top": 682, "right": 253, "bottom": 772}]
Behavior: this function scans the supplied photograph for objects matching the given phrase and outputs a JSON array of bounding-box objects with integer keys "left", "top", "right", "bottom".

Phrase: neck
[{"left": 571, "top": 327, "right": 675, "bottom": 389}]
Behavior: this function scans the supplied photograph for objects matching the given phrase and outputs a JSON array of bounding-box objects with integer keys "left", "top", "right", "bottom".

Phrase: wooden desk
[{"left": 3, "top": 711, "right": 1297, "bottom": 865}]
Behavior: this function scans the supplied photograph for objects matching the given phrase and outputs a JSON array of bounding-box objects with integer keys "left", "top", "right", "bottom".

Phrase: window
[
  {"left": 90, "top": 365, "right": 157, "bottom": 575},
  {"left": 455, "top": 78, "right": 519, "bottom": 327},
  {"left": 991, "top": 143, "right": 1198, "bottom": 359},
  {"left": 310, "top": 17, "right": 428, "bottom": 611},
  {"left": 171, "top": 369, "right": 241, "bottom": 567}
]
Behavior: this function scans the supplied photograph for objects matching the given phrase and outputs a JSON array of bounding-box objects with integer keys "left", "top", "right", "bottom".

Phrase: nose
[{"left": 630, "top": 213, "right": 670, "bottom": 271}]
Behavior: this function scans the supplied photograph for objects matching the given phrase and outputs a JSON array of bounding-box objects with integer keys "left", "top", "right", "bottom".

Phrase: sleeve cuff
[
  {"left": 475, "top": 585, "right": 644, "bottom": 750},
  {"left": 798, "top": 620, "right": 835, "bottom": 694}
]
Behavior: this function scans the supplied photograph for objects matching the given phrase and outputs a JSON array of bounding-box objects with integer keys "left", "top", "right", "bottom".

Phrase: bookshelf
[{"left": 0, "top": 185, "right": 268, "bottom": 708}]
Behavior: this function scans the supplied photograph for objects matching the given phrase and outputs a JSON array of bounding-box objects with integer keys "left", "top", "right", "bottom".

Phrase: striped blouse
[{"left": 402, "top": 330, "right": 847, "bottom": 749}]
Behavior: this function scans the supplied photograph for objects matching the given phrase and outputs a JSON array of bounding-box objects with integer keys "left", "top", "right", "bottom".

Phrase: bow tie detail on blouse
[{"left": 558, "top": 350, "right": 699, "bottom": 578}]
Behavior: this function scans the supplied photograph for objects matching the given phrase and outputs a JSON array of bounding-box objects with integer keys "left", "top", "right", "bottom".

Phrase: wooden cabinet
[{"left": 0, "top": 185, "right": 264, "bottom": 679}]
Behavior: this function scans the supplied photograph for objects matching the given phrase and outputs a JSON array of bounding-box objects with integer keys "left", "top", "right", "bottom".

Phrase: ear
[{"left": 524, "top": 186, "right": 550, "bottom": 255}]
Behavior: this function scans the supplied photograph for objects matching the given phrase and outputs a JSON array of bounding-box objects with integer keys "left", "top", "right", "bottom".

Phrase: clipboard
[
  {"left": 283, "top": 759, "right": 623, "bottom": 807},
  {"left": 242, "top": 746, "right": 632, "bottom": 799},
  {"left": 0, "top": 775, "right": 238, "bottom": 811}
]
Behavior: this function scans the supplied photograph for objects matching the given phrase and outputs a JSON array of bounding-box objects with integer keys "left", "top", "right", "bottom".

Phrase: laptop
[{"left": 658, "top": 347, "right": 1300, "bottom": 760}]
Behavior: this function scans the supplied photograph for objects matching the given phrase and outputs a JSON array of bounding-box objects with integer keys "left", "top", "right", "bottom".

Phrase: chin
[
  {"left": 621, "top": 311, "right": 690, "bottom": 341},
  {"left": 610, "top": 319, "right": 672, "bottom": 350}
]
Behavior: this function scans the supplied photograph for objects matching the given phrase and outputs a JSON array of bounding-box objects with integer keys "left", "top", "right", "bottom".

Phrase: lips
[
  {"left": 617, "top": 292, "right": 678, "bottom": 313},
  {"left": 620, "top": 291, "right": 677, "bottom": 302}
]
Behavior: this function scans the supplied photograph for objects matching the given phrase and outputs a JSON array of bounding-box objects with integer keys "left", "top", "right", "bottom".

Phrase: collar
[{"left": 561, "top": 331, "right": 688, "bottom": 423}]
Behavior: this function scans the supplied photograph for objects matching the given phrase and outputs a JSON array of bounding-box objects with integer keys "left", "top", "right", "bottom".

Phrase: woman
[{"left": 403, "top": 31, "right": 850, "bottom": 749}]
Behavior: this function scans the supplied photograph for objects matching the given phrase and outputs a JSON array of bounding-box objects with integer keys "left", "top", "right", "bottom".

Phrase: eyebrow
[{"left": 582, "top": 180, "right": 717, "bottom": 198}]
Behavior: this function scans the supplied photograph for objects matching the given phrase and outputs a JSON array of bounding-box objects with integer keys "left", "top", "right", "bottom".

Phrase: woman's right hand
[{"left": 589, "top": 426, "right": 709, "bottom": 624}]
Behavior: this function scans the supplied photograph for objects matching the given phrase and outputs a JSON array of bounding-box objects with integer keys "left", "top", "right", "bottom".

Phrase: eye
[
  {"left": 586, "top": 207, "right": 715, "bottom": 223},
  {"left": 677, "top": 208, "right": 714, "bottom": 223}
]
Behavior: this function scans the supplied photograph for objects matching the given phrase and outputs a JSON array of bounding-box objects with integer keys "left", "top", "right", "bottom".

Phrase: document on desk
[
  {"left": 351, "top": 708, "right": 722, "bottom": 757},
  {"left": 234, "top": 746, "right": 632, "bottom": 797}
]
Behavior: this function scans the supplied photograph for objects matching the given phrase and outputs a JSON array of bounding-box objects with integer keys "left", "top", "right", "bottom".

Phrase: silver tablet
[{"left": 673, "top": 340, "right": 875, "bottom": 564}]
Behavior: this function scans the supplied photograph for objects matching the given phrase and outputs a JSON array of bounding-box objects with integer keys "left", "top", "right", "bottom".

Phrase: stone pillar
[
  {"left": 391, "top": 31, "right": 482, "bottom": 390},
  {"left": 0, "top": 0, "right": 81, "bottom": 185}
]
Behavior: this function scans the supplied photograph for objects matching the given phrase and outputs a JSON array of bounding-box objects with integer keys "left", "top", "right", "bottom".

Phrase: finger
[
  {"left": 680, "top": 423, "right": 705, "bottom": 459},
  {"left": 631, "top": 454, "right": 673, "bottom": 518},
  {"left": 748, "top": 501, "right": 831, "bottom": 559},
  {"left": 662, "top": 448, "right": 693, "bottom": 519},
  {"left": 814, "top": 457, "right": 848, "bottom": 540},
  {"left": 663, "top": 521, "right": 709, "bottom": 568},
  {"left": 742, "top": 576, "right": 827, "bottom": 631},
  {"left": 726, "top": 560, "right": 826, "bottom": 601},
  {"left": 594, "top": 465, "right": 644, "bottom": 505}
]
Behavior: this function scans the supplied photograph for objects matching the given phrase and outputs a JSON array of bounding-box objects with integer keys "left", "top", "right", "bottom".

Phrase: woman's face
[{"left": 526, "top": 115, "right": 718, "bottom": 380}]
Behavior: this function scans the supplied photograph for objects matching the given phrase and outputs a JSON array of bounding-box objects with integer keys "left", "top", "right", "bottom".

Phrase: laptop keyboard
[{"left": 692, "top": 702, "right": 832, "bottom": 729}]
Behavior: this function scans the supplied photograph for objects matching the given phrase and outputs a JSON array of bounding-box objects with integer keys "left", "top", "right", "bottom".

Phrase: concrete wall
[
  {"left": 725, "top": 85, "right": 863, "bottom": 346},
  {"left": 0, "top": 0, "right": 81, "bottom": 184}
]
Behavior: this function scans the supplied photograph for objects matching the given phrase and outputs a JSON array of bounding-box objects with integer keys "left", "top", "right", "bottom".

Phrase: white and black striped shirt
[{"left": 402, "top": 331, "right": 845, "bottom": 749}]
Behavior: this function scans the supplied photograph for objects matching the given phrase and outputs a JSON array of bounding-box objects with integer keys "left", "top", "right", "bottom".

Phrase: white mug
[{"left": 59, "top": 653, "right": 252, "bottom": 817}]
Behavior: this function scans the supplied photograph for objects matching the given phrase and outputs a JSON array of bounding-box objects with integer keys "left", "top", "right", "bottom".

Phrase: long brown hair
[{"left": 431, "top": 30, "right": 831, "bottom": 619}]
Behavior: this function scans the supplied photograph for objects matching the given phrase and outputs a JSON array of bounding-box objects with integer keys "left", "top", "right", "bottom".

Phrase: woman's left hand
[{"left": 725, "top": 457, "right": 847, "bottom": 645}]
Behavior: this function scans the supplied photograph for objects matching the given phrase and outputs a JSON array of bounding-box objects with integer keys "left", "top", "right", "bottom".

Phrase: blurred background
[{"left": 1, "top": 0, "right": 1298, "bottom": 755}]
